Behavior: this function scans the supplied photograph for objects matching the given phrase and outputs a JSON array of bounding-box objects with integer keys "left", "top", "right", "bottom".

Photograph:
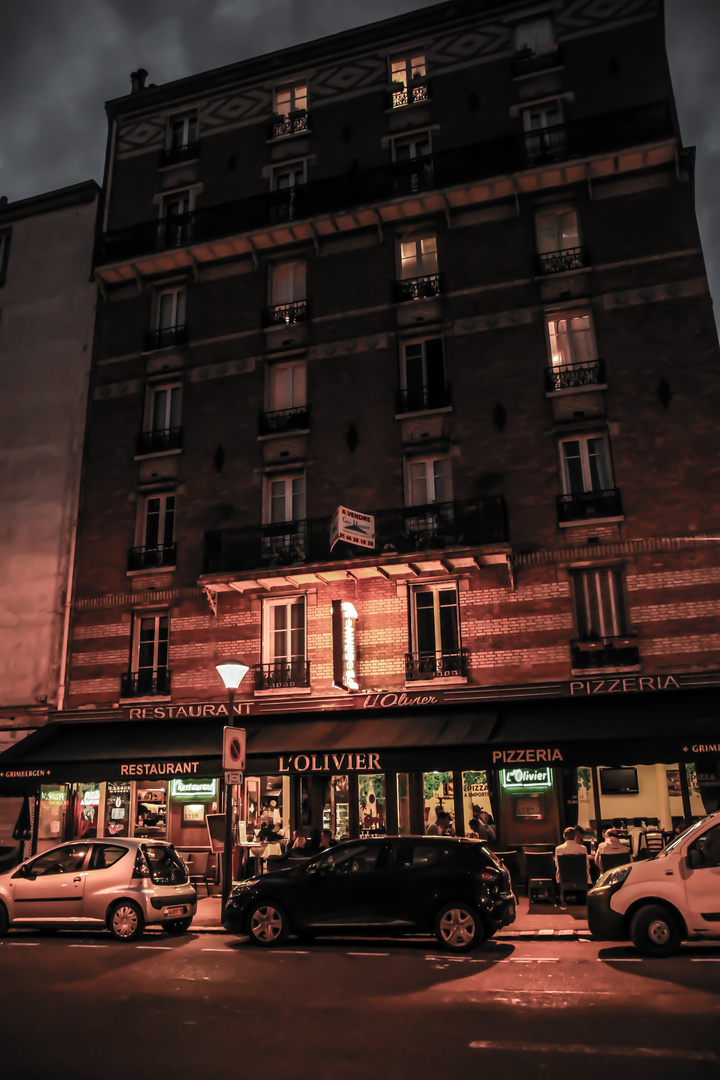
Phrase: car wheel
[
  {"left": 0, "top": 902, "right": 8, "bottom": 937},
  {"left": 108, "top": 900, "right": 145, "bottom": 942},
  {"left": 247, "top": 901, "right": 289, "bottom": 947},
  {"left": 434, "top": 902, "right": 485, "bottom": 952},
  {"left": 164, "top": 917, "right": 193, "bottom": 934},
  {"left": 630, "top": 904, "right": 681, "bottom": 957}
]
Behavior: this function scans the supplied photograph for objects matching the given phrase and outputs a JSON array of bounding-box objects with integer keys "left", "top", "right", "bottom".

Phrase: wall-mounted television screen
[{"left": 600, "top": 767, "right": 639, "bottom": 795}]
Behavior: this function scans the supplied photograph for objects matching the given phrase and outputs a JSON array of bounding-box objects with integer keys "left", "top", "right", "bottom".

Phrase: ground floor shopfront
[{"left": 0, "top": 681, "right": 718, "bottom": 865}]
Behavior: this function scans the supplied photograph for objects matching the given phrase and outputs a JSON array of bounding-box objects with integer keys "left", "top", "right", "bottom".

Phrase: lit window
[
  {"left": 390, "top": 54, "right": 428, "bottom": 108},
  {"left": 399, "top": 236, "right": 438, "bottom": 280},
  {"left": 129, "top": 613, "right": 170, "bottom": 696},
  {"left": 546, "top": 311, "right": 595, "bottom": 369}
]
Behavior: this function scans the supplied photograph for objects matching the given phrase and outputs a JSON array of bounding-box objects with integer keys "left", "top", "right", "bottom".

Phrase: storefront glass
[
  {"left": 359, "top": 774, "right": 386, "bottom": 836},
  {"left": 324, "top": 775, "right": 350, "bottom": 841},
  {"left": 73, "top": 782, "right": 100, "bottom": 839},
  {"left": 462, "top": 770, "right": 493, "bottom": 835},
  {"left": 396, "top": 773, "right": 411, "bottom": 835},
  {"left": 423, "top": 771, "right": 454, "bottom": 834},
  {"left": 134, "top": 783, "right": 167, "bottom": 838},
  {"left": 38, "top": 784, "right": 69, "bottom": 846},
  {"left": 104, "top": 780, "right": 131, "bottom": 838}
]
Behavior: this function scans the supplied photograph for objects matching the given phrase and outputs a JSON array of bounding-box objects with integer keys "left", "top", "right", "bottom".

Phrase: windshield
[
  {"left": 142, "top": 844, "right": 188, "bottom": 885},
  {"left": 655, "top": 817, "right": 712, "bottom": 859}
]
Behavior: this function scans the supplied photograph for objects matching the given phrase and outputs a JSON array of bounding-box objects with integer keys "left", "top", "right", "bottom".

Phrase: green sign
[
  {"left": 170, "top": 778, "right": 217, "bottom": 798},
  {"left": 501, "top": 767, "right": 552, "bottom": 790}
]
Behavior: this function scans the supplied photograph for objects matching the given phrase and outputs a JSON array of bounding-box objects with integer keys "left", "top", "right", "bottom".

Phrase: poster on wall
[{"left": 666, "top": 769, "right": 682, "bottom": 797}]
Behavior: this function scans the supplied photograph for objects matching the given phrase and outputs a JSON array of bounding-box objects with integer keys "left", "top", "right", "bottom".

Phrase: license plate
[{"left": 165, "top": 906, "right": 184, "bottom": 917}]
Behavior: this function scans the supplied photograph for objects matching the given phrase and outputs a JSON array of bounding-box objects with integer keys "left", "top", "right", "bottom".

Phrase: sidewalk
[{"left": 191, "top": 893, "right": 591, "bottom": 939}]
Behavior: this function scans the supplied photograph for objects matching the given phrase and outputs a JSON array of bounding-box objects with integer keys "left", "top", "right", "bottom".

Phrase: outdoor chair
[
  {"left": 599, "top": 850, "right": 632, "bottom": 873},
  {"left": 556, "top": 853, "right": 590, "bottom": 906},
  {"left": 524, "top": 850, "right": 557, "bottom": 904},
  {"left": 494, "top": 850, "right": 522, "bottom": 892},
  {"left": 643, "top": 829, "right": 665, "bottom": 855},
  {"left": 181, "top": 850, "right": 212, "bottom": 896}
]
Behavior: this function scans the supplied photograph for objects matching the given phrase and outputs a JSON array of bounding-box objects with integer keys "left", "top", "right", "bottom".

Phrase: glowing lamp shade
[{"left": 215, "top": 660, "right": 249, "bottom": 690}]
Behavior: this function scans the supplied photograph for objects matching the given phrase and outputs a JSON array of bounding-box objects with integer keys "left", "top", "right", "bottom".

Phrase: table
[{"left": 238, "top": 841, "right": 286, "bottom": 876}]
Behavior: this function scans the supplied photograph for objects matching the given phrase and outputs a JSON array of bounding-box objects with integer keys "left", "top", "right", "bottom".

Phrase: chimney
[{"left": 130, "top": 68, "right": 149, "bottom": 94}]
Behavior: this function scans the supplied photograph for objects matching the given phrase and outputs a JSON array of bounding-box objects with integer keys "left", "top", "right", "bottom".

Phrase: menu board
[{"left": 104, "top": 781, "right": 131, "bottom": 838}]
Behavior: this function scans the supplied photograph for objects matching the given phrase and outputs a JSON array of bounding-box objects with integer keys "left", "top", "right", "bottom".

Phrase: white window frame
[
  {"left": 131, "top": 612, "right": 170, "bottom": 679},
  {"left": 409, "top": 582, "right": 462, "bottom": 666},
  {"left": 571, "top": 568, "right": 628, "bottom": 640},
  {"left": 269, "top": 261, "right": 307, "bottom": 308},
  {"left": 535, "top": 206, "right": 580, "bottom": 255},
  {"left": 262, "top": 595, "right": 307, "bottom": 666},
  {"left": 271, "top": 160, "right": 307, "bottom": 190},
  {"left": 154, "top": 286, "right": 187, "bottom": 331},
  {"left": 137, "top": 492, "right": 176, "bottom": 550},
  {"left": 545, "top": 310, "right": 596, "bottom": 369},
  {"left": 263, "top": 473, "right": 306, "bottom": 525},
  {"left": 400, "top": 337, "right": 446, "bottom": 409},
  {"left": 391, "top": 131, "right": 432, "bottom": 162},
  {"left": 274, "top": 83, "right": 308, "bottom": 117},
  {"left": 144, "top": 383, "right": 182, "bottom": 435},
  {"left": 390, "top": 53, "right": 427, "bottom": 107},
  {"left": 159, "top": 189, "right": 194, "bottom": 219},
  {"left": 398, "top": 235, "right": 438, "bottom": 281},
  {"left": 558, "top": 433, "right": 613, "bottom": 495},
  {"left": 266, "top": 362, "right": 307, "bottom": 414},
  {"left": 405, "top": 454, "right": 453, "bottom": 506},
  {"left": 166, "top": 112, "right": 198, "bottom": 151},
  {"left": 523, "top": 100, "right": 565, "bottom": 160}
]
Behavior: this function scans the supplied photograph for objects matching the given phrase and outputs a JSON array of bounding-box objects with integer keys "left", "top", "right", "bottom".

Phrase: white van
[{"left": 587, "top": 811, "right": 720, "bottom": 956}]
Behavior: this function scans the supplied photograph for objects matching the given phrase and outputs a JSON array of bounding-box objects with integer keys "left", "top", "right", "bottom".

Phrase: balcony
[
  {"left": 203, "top": 497, "right": 508, "bottom": 575},
  {"left": 258, "top": 406, "right": 309, "bottom": 437},
  {"left": 393, "top": 274, "right": 441, "bottom": 303},
  {"left": 512, "top": 47, "right": 562, "bottom": 77},
  {"left": 120, "top": 669, "right": 172, "bottom": 697},
  {"left": 271, "top": 110, "right": 309, "bottom": 138},
  {"left": 557, "top": 489, "right": 623, "bottom": 525},
  {"left": 395, "top": 383, "right": 451, "bottom": 414},
  {"left": 571, "top": 636, "right": 639, "bottom": 670},
  {"left": 136, "top": 427, "right": 183, "bottom": 455},
  {"left": 254, "top": 661, "right": 311, "bottom": 691},
  {"left": 97, "top": 102, "right": 674, "bottom": 272},
  {"left": 160, "top": 141, "right": 200, "bottom": 167},
  {"left": 525, "top": 124, "right": 569, "bottom": 165},
  {"left": 127, "top": 543, "right": 177, "bottom": 572},
  {"left": 537, "top": 246, "right": 586, "bottom": 275},
  {"left": 392, "top": 157, "right": 435, "bottom": 195},
  {"left": 144, "top": 325, "right": 188, "bottom": 351},
  {"left": 265, "top": 300, "right": 308, "bottom": 326},
  {"left": 390, "top": 80, "right": 430, "bottom": 109},
  {"left": 405, "top": 649, "right": 469, "bottom": 681},
  {"left": 544, "top": 359, "right": 606, "bottom": 393}
]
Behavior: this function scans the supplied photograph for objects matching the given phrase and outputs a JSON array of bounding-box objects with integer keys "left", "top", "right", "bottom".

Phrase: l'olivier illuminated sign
[
  {"left": 501, "top": 766, "right": 553, "bottom": 790},
  {"left": 332, "top": 600, "right": 359, "bottom": 692}
]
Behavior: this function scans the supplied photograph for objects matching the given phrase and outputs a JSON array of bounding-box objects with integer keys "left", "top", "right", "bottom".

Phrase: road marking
[
  {"left": 469, "top": 1041, "right": 717, "bottom": 1061},
  {"left": 511, "top": 958, "right": 559, "bottom": 963},
  {"left": 270, "top": 950, "right": 309, "bottom": 955},
  {"left": 202, "top": 948, "right": 232, "bottom": 952},
  {"left": 598, "top": 957, "right": 642, "bottom": 962},
  {"left": 347, "top": 952, "right": 389, "bottom": 956},
  {"left": 136, "top": 945, "right": 172, "bottom": 950},
  {"left": 8, "top": 942, "right": 39, "bottom": 946},
  {"left": 690, "top": 958, "right": 720, "bottom": 962},
  {"left": 69, "top": 944, "right": 108, "bottom": 949}
]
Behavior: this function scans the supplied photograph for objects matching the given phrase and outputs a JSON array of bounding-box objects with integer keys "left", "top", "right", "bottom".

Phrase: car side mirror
[
  {"left": 13, "top": 865, "right": 34, "bottom": 880},
  {"left": 307, "top": 863, "right": 320, "bottom": 876}
]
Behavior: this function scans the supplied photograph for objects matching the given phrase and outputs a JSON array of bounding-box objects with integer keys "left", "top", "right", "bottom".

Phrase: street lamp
[{"left": 216, "top": 659, "right": 249, "bottom": 917}]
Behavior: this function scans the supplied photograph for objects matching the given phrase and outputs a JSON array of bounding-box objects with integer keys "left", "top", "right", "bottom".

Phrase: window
[
  {"left": 572, "top": 568, "right": 627, "bottom": 639},
  {"left": 162, "top": 112, "right": 198, "bottom": 165},
  {"left": 398, "top": 338, "right": 448, "bottom": 412},
  {"left": 146, "top": 287, "right": 187, "bottom": 350},
  {"left": 261, "top": 362, "right": 308, "bottom": 435},
  {"left": 260, "top": 596, "right": 308, "bottom": 689},
  {"left": 129, "top": 492, "right": 176, "bottom": 570},
  {"left": 406, "top": 455, "right": 452, "bottom": 506},
  {"left": 546, "top": 311, "right": 595, "bottom": 368},
  {"left": 0, "top": 229, "right": 10, "bottom": 286},
  {"left": 158, "top": 191, "right": 192, "bottom": 248},
  {"left": 395, "top": 236, "right": 439, "bottom": 301},
  {"left": 535, "top": 207, "right": 583, "bottom": 273},
  {"left": 392, "top": 132, "right": 433, "bottom": 193},
  {"left": 514, "top": 17, "right": 555, "bottom": 56},
  {"left": 125, "top": 613, "right": 170, "bottom": 697},
  {"left": 270, "top": 161, "right": 307, "bottom": 223},
  {"left": 267, "top": 261, "right": 307, "bottom": 324},
  {"left": 266, "top": 475, "right": 306, "bottom": 524},
  {"left": 407, "top": 583, "right": 464, "bottom": 680},
  {"left": 262, "top": 474, "right": 307, "bottom": 564},
  {"left": 273, "top": 83, "right": 308, "bottom": 136},
  {"left": 390, "top": 54, "right": 428, "bottom": 108},
  {"left": 559, "top": 434, "right": 612, "bottom": 495},
  {"left": 139, "top": 383, "right": 182, "bottom": 454},
  {"left": 523, "top": 101, "right": 566, "bottom": 162}
]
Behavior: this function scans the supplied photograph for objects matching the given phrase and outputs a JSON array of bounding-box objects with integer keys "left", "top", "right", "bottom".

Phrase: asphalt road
[{"left": 1, "top": 930, "right": 719, "bottom": 1080}]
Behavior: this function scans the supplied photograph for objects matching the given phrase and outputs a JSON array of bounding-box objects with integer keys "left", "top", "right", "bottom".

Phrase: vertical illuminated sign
[{"left": 332, "top": 600, "right": 359, "bottom": 692}]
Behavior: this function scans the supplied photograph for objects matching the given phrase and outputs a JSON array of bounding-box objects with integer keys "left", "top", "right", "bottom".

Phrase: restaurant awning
[{"left": 0, "top": 688, "right": 716, "bottom": 792}]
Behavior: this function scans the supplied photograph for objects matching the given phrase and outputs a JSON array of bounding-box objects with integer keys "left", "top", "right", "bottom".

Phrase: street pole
[{"left": 222, "top": 684, "right": 236, "bottom": 920}]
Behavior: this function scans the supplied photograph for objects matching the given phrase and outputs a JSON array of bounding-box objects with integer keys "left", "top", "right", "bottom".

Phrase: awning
[{"left": 0, "top": 689, "right": 717, "bottom": 792}]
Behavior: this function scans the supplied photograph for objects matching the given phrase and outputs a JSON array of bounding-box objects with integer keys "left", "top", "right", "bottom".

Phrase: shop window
[
  {"left": 324, "top": 775, "right": 350, "bottom": 841},
  {"left": 396, "top": 774, "right": 412, "bottom": 835},
  {"left": 135, "top": 784, "right": 168, "bottom": 838},
  {"left": 408, "top": 583, "right": 465, "bottom": 681},
  {"left": 259, "top": 595, "right": 308, "bottom": 689},
  {"left": 267, "top": 260, "right": 307, "bottom": 324},
  {"left": 104, "top": 781, "right": 131, "bottom": 838},
  {"left": 73, "top": 782, "right": 100, "bottom": 839},
  {"left": 395, "top": 236, "right": 439, "bottom": 300},
  {"left": 462, "top": 770, "right": 494, "bottom": 837},
  {"left": 390, "top": 53, "right": 428, "bottom": 108},
  {"left": 398, "top": 338, "right": 449, "bottom": 413},
  {"left": 38, "top": 784, "right": 69, "bottom": 842},
  {"left": 359, "top": 774, "right": 386, "bottom": 837},
  {"left": 423, "top": 771, "right": 455, "bottom": 834},
  {"left": 124, "top": 612, "right": 170, "bottom": 697},
  {"left": 139, "top": 382, "right": 182, "bottom": 455}
]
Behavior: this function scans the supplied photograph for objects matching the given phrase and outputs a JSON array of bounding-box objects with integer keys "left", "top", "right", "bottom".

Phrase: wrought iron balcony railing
[
  {"left": 557, "top": 488, "right": 623, "bottom": 524},
  {"left": 203, "top": 497, "right": 508, "bottom": 575},
  {"left": 571, "top": 636, "right": 639, "bottom": 670},
  {"left": 537, "top": 246, "right": 586, "bottom": 275},
  {"left": 405, "top": 649, "right": 469, "bottom": 681},
  {"left": 97, "top": 102, "right": 673, "bottom": 267},
  {"left": 390, "top": 80, "right": 430, "bottom": 109},
  {"left": 395, "top": 383, "right": 451, "bottom": 414},
  {"left": 136, "top": 427, "right": 183, "bottom": 455},
  {"left": 128, "top": 543, "right": 177, "bottom": 572},
  {"left": 160, "top": 141, "right": 200, "bottom": 167},
  {"left": 271, "top": 110, "right": 309, "bottom": 138},
  {"left": 265, "top": 300, "right": 308, "bottom": 326},
  {"left": 392, "top": 158, "right": 435, "bottom": 195},
  {"left": 144, "top": 325, "right": 188, "bottom": 351},
  {"left": 525, "top": 124, "right": 569, "bottom": 165},
  {"left": 512, "top": 47, "right": 562, "bottom": 77},
  {"left": 393, "top": 274, "right": 441, "bottom": 302},
  {"left": 120, "top": 669, "right": 172, "bottom": 697},
  {"left": 544, "top": 358, "right": 606, "bottom": 393},
  {"left": 254, "top": 660, "right": 311, "bottom": 691},
  {"left": 258, "top": 406, "right": 309, "bottom": 436}
]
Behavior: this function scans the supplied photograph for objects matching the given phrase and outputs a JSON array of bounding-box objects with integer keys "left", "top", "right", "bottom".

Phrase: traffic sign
[
  {"left": 225, "top": 772, "right": 244, "bottom": 785},
  {"left": 223, "top": 726, "right": 246, "bottom": 771}
]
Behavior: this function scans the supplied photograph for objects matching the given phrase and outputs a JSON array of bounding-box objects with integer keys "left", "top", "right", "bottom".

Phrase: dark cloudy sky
[{"left": 1, "top": 0, "right": 718, "bottom": 313}]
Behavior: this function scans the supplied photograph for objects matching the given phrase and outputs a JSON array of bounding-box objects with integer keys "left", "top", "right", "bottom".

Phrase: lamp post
[{"left": 216, "top": 660, "right": 249, "bottom": 918}]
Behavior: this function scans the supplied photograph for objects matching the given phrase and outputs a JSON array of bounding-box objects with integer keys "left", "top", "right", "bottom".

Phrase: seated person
[
  {"left": 317, "top": 828, "right": 336, "bottom": 851},
  {"left": 594, "top": 827, "right": 632, "bottom": 869},
  {"left": 554, "top": 826, "right": 591, "bottom": 882},
  {"left": 287, "top": 828, "right": 310, "bottom": 858}
]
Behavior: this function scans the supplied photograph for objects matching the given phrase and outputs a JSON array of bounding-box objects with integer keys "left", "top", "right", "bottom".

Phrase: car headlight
[
  {"left": 598, "top": 865, "right": 632, "bottom": 889},
  {"left": 231, "top": 878, "right": 260, "bottom": 896}
]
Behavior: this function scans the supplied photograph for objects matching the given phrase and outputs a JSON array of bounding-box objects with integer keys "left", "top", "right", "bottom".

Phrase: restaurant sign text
[
  {"left": 570, "top": 675, "right": 680, "bottom": 696},
  {"left": 279, "top": 752, "right": 381, "bottom": 774}
]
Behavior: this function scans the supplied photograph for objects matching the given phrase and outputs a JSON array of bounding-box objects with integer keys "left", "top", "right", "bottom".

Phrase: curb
[{"left": 189, "top": 924, "right": 592, "bottom": 938}]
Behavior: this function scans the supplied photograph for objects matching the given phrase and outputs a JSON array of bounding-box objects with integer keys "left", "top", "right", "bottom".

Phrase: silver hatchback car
[{"left": 0, "top": 839, "right": 197, "bottom": 941}]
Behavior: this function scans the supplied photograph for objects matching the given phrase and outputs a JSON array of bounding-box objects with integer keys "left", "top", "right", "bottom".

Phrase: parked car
[
  {"left": 587, "top": 810, "right": 720, "bottom": 956},
  {"left": 224, "top": 835, "right": 516, "bottom": 952},
  {"left": 0, "top": 839, "right": 197, "bottom": 941}
]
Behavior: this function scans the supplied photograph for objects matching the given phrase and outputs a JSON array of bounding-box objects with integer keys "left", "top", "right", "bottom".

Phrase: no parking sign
[{"left": 222, "top": 727, "right": 246, "bottom": 772}]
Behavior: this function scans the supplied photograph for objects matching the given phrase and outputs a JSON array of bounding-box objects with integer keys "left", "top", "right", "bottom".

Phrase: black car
[{"left": 224, "top": 835, "right": 516, "bottom": 952}]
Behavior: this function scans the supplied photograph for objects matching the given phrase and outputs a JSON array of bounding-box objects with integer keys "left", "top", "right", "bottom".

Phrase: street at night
[{"left": 1, "top": 930, "right": 719, "bottom": 1079}]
